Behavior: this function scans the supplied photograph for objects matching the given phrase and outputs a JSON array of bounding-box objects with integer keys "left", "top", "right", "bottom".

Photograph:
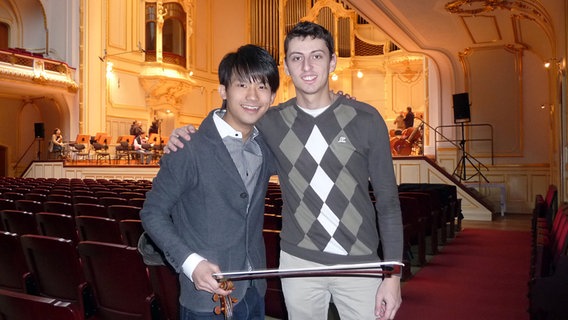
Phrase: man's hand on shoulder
[{"left": 164, "top": 125, "right": 196, "bottom": 153}]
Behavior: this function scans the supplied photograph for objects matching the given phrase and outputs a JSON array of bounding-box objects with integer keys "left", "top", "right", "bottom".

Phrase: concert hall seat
[
  {"left": 399, "top": 191, "right": 438, "bottom": 255},
  {"left": 70, "top": 189, "right": 94, "bottom": 198},
  {"left": 35, "top": 212, "right": 78, "bottom": 244},
  {"left": 46, "top": 194, "right": 72, "bottom": 203},
  {"left": 0, "top": 288, "right": 81, "bottom": 320},
  {"left": 0, "top": 210, "right": 38, "bottom": 235},
  {"left": 77, "top": 241, "right": 162, "bottom": 320},
  {"left": 75, "top": 216, "right": 122, "bottom": 244},
  {"left": 24, "top": 193, "right": 47, "bottom": 203},
  {"left": 73, "top": 203, "right": 108, "bottom": 218},
  {"left": 94, "top": 190, "right": 118, "bottom": 199},
  {"left": 107, "top": 205, "right": 141, "bottom": 221},
  {"left": 72, "top": 195, "right": 99, "bottom": 205},
  {"left": 15, "top": 199, "right": 44, "bottom": 214},
  {"left": 43, "top": 201, "right": 75, "bottom": 216},
  {"left": 98, "top": 196, "right": 128, "bottom": 207},
  {"left": 147, "top": 264, "right": 180, "bottom": 320},
  {"left": 262, "top": 229, "right": 287, "bottom": 319},
  {"left": 119, "top": 191, "right": 145, "bottom": 200},
  {"left": 0, "top": 198, "right": 16, "bottom": 211},
  {"left": 19, "top": 235, "right": 96, "bottom": 318},
  {"left": 0, "top": 232, "right": 33, "bottom": 293},
  {"left": 118, "top": 219, "right": 144, "bottom": 247},
  {"left": 398, "top": 195, "right": 427, "bottom": 270},
  {"left": 128, "top": 197, "right": 146, "bottom": 207},
  {"left": 1, "top": 192, "right": 25, "bottom": 201}
]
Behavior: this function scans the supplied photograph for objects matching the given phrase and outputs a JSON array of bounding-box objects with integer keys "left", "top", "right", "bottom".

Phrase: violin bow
[
  {"left": 211, "top": 261, "right": 403, "bottom": 319},
  {"left": 213, "top": 261, "right": 403, "bottom": 281}
]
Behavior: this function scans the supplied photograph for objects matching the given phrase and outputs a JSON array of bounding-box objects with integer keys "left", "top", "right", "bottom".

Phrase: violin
[{"left": 212, "top": 280, "right": 237, "bottom": 320}]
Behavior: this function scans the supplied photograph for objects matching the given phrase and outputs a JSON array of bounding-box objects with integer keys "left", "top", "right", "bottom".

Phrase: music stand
[
  {"left": 117, "top": 135, "right": 135, "bottom": 144},
  {"left": 148, "top": 134, "right": 160, "bottom": 145},
  {"left": 75, "top": 134, "right": 91, "bottom": 145},
  {"left": 94, "top": 132, "right": 107, "bottom": 142}
]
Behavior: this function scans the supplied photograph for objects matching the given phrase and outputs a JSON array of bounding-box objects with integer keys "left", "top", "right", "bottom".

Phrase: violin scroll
[{"left": 212, "top": 280, "right": 237, "bottom": 320}]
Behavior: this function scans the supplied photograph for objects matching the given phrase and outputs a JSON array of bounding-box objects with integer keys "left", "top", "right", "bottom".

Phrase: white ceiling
[{"left": 349, "top": 0, "right": 562, "bottom": 64}]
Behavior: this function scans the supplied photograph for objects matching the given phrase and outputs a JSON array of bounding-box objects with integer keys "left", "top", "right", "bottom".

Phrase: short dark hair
[
  {"left": 218, "top": 44, "right": 280, "bottom": 95},
  {"left": 284, "top": 21, "right": 334, "bottom": 57}
]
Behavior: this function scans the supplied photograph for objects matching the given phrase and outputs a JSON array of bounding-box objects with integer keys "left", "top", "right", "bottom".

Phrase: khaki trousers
[{"left": 279, "top": 251, "right": 382, "bottom": 320}]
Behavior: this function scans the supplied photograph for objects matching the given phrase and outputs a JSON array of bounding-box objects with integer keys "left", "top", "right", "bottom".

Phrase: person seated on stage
[
  {"left": 49, "top": 128, "right": 65, "bottom": 158},
  {"left": 133, "top": 131, "right": 153, "bottom": 164}
]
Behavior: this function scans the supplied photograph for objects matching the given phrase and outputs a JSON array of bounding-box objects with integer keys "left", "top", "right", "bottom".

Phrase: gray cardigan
[{"left": 140, "top": 110, "right": 276, "bottom": 312}]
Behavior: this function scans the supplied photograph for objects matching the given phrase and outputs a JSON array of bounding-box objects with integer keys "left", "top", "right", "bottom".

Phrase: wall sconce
[
  {"left": 357, "top": 70, "right": 364, "bottom": 78},
  {"left": 331, "top": 73, "right": 338, "bottom": 81}
]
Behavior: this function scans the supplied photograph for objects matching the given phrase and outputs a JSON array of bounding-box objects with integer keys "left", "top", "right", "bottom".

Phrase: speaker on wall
[
  {"left": 452, "top": 92, "right": 471, "bottom": 123},
  {"left": 34, "top": 122, "right": 45, "bottom": 139}
]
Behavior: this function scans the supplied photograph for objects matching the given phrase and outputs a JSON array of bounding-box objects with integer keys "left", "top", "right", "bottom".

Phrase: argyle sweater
[{"left": 257, "top": 95, "right": 403, "bottom": 265}]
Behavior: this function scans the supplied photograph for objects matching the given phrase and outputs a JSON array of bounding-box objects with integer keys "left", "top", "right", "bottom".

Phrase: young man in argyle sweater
[{"left": 167, "top": 22, "right": 403, "bottom": 320}]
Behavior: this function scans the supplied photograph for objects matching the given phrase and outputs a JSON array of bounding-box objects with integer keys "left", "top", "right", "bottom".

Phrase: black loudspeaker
[
  {"left": 34, "top": 123, "right": 45, "bottom": 138},
  {"left": 452, "top": 92, "right": 471, "bottom": 123}
]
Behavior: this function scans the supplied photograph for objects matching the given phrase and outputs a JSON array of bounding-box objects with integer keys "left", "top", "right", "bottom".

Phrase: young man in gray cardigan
[{"left": 140, "top": 44, "right": 279, "bottom": 320}]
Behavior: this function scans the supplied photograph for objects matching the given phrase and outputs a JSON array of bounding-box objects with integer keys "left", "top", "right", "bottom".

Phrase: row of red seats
[
  {"left": 0, "top": 231, "right": 178, "bottom": 320},
  {"left": 528, "top": 185, "right": 568, "bottom": 319},
  {"left": 0, "top": 178, "right": 173, "bottom": 319}
]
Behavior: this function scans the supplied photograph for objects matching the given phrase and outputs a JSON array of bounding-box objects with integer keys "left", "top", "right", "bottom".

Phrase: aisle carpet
[{"left": 396, "top": 228, "right": 531, "bottom": 320}]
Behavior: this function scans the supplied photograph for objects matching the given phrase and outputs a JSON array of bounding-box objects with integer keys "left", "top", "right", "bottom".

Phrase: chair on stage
[
  {"left": 115, "top": 135, "right": 135, "bottom": 164},
  {"left": 0, "top": 231, "right": 33, "bottom": 293},
  {"left": 107, "top": 205, "right": 141, "bottom": 221},
  {"left": 70, "top": 134, "right": 91, "bottom": 163},
  {"left": 149, "top": 134, "right": 166, "bottom": 163},
  {"left": 0, "top": 288, "right": 81, "bottom": 320},
  {"left": 77, "top": 241, "right": 162, "bottom": 320},
  {"left": 19, "top": 235, "right": 96, "bottom": 318},
  {"left": 73, "top": 203, "right": 108, "bottom": 218},
  {"left": 118, "top": 219, "right": 144, "bottom": 247},
  {"left": 15, "top": 199, "right": 44, "bottom": 214},
  {"left": 75, "top": 216, "right": 122, "bottom": 244},
  {"left": 35, "top": 212, "right": 78, "bottom": 244},
  {"left": 93, "top": 135, "right": 112, "bottom": 164},
  {"left": 0, "top": 210, "right": 38, "bottom": 235},
  {"left": 43, "top": 201, "right": 74, "bottom": 216}
]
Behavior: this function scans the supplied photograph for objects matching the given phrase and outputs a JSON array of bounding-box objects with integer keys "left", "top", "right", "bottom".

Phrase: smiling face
[
  {"left": 284, "top": 36, "right": 337, "bottom": 108},
  {"left": 219, "top": 74, "right": 276, "bottom": 138}
]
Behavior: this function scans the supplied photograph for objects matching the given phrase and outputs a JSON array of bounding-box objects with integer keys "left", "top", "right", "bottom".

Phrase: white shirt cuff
[{"left": 182, "top": 253, "right": 206, "bottom": 282}]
